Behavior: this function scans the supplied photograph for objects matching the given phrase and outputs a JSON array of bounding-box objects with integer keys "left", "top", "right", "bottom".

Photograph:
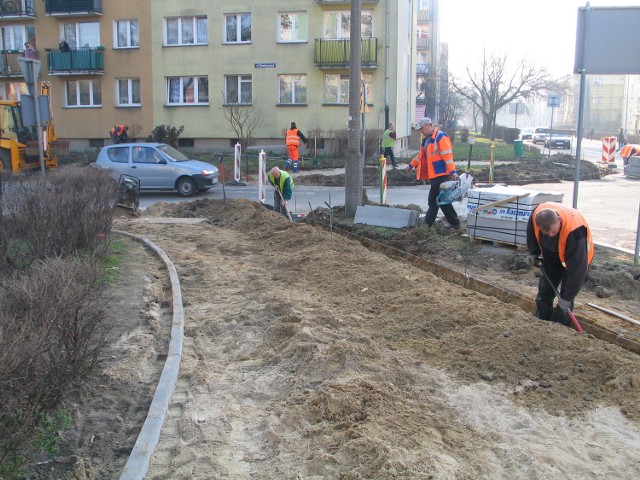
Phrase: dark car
[
  {"left": 544, "top": 134, "right": 571, "bottom": 150},
  {"left": 95, "top": 143, "right": 219, "bottom": 197}
]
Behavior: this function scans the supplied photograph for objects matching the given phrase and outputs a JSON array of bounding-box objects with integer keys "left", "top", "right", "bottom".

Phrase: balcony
[
  {"left": 416, "top": 36, "right": 429, "bottom": 50},
  {"left": 47, "top": 48, "right": 104, "bottom": 75},
  {"left": 417, "top": 10, "right": 430, "bottom": 24},
  {"left": 315, "top": 1, "right": 378, "bottom": 4},
  {"left": 0, "top": 50, "right": 39, "bottom": 77},
  {"left": 416, "top": 63, "right": 429, "bottom": 75},
  {"left": 45, "top": 0, "right": 102, "bottom": 16},
  {"left": 0, "top": 0, "right": 36, "bottom": 19},
  {"left": 314, "top": 38, "right": 378, "bottom": 69}
]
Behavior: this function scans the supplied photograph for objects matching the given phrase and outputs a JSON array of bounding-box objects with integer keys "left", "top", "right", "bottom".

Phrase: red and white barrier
[
  {"left": 258, "top": 150, "right": 267, "bottom": 203},
  {"left": 601, "top": 136, "right": 616, "bottom": 163},
  {"left": 379, "top": 155, "right": 388, "bottom": 205},
  {"left": 234, "top": 142, "right": 242, "bottom": 181}
]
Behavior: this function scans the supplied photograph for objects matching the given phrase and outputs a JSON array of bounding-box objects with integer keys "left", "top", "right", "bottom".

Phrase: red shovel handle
[{"left": 567, "top": 309, "right": 583, "bottom": 333}]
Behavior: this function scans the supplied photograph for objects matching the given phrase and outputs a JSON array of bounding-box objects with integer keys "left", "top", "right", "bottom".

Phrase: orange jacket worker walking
[
  {"left": 406, "top": 117, "right": 460, "bottom": 228},
  {"left": 284, "top": 122, "right": 307, "bottom": 173}
]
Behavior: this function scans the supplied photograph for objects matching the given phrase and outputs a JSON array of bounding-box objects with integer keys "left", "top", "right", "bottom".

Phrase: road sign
[{"left": 547, "top": 95, "right": 561, "bottom": 108}]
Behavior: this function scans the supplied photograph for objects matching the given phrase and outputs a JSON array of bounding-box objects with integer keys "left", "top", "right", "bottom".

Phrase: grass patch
[{"left": 104, "top": 239, "right": 126, "bottom": 285}]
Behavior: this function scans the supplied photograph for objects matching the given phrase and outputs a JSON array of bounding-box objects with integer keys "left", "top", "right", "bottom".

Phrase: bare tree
[
  {"left": 221, "top": 103, "right": 264, "bottom": 151},
  {"left": 450, "top": 52, "right": 565, "bottom": 139}
]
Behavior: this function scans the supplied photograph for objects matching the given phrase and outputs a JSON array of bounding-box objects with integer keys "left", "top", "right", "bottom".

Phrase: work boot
[
  {"left": 284, "top": 159, "right": 292, "bottom": 170},
  {"left": 293, "top": 161, "right": 299, "bottom": 173}
]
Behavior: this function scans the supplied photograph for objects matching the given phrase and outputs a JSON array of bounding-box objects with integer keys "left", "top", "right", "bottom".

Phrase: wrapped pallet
[{"left": 466, "top": 185, "right": 563, "bottom": 246}]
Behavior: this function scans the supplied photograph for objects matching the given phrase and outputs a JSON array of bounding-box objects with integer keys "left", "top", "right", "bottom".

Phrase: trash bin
[{"left": 514, "top": 139, "right": 524, "bottom": 158}]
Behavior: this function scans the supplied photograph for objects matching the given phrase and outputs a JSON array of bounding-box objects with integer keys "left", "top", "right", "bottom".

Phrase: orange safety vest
[
  {"left": 111, "top": 125, "right": 126, "bottom": 136},
  {"left": 532, "top": 202, "right": 594, "bottom": 267},
  {"left": 409, "top": 128, "right": 456, "bottom": 180},
  {"left": 286, "top": 128, "right": 300, "bottom": 147}
]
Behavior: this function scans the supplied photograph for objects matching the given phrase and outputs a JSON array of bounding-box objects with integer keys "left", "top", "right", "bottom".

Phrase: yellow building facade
[{"left": 0, "top": 0, "right": 418, "bottom": 152}]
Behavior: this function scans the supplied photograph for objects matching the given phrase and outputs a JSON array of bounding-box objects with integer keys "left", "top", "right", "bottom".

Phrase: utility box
[{"left": 514, "top": 139, "right": 524, "bottom": 158}]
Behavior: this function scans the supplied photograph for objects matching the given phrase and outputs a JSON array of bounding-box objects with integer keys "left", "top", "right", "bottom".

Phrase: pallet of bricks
[{"left": 466, "top": 185, "right": 564, "bottom": 247}]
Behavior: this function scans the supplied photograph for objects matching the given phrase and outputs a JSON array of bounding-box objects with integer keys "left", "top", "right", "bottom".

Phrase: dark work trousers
[
  {"left": 383, "top": 147, "right": 396, "bottom": 168},
  {"left": 535, "top": 260, "right": 573, "bottom": 324},
  {"left": 273, "top": 190, "right": 289, "bottom": 218},
  {"left": 424, "top": 175, "right": 460, "bottom": 227}
]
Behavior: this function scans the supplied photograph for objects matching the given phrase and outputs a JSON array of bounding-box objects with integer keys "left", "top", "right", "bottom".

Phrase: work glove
[
  {"left": 526, "top": 254, "right": 538, "bottom": 267},
  {"left": 557, "top": 298, "right": 571, "bottom": 313},
  {"left": 404, "top": 165, "right": 414, "bottom": 173}
]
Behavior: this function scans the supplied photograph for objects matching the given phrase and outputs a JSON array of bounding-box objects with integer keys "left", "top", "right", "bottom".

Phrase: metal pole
[
  {"left": 635, "top": 201, "right": 640, "bottom": 267},
  {"left": 547, "top": 107, "right": 555, "bottom": 158},
  {"left": 33, "top": 67, "right": 45, "bottom": 173},
  {"left": 573, "top": 4, "right": 591, "bottom": 209}
]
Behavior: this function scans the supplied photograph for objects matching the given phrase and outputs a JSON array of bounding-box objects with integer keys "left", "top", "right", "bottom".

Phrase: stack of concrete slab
[
  {"left": 466, "top": 185, "right": 564, "bottom": 246},
  {"left": 624, "top": 156, "right": 640, "bottom": 178}
]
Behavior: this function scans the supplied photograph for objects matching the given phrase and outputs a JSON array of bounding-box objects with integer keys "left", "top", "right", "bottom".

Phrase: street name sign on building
[{"left": 255, "top": 63, "right": 276, "bottom": 68}]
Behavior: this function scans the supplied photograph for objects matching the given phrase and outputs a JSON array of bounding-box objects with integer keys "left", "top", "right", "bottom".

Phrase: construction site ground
[{"left": 30, "top": 190, "right": 640, "bottom": 479}]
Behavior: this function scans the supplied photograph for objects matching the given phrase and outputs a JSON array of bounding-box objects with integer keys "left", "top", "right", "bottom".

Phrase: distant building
[{"left": 0, "top": 0, "right": 421, "bottom": 153}]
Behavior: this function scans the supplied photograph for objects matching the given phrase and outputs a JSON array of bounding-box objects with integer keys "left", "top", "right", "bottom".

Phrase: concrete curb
[
  {"left": 594, "top": 241, "right": 636, "bottom": 257},
  {"left": 113, "top": 230, "right": 184, "bottom": 480}
]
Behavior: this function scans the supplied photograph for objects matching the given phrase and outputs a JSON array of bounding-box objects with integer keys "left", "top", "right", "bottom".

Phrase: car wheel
[{"left": 177, "top": 177, "right": 197, "bottom": 197}]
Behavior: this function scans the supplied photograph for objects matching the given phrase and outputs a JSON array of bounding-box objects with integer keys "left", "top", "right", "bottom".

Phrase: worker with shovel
[
  {"left": 268, "top": 166, "right": 294, "bottom": 219},
  {"left": 526, "top": 203, "right": 594, "bottom": 328}
]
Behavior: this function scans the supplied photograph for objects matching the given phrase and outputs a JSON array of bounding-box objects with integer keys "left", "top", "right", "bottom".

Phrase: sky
[{"left": 440, "top": 0, "right": 640, "bottom": 80}]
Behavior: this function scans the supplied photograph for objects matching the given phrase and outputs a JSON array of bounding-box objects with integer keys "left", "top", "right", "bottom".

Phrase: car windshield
[{"left": 158, "top": 144, "right": 190, "bottom": 162}]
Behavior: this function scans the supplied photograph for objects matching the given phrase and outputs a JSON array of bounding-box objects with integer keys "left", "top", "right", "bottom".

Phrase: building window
[
  {"left": 278, "top": 74, "right": 307, "bottom": 104},
  {"left": 89, "top": 138, "right": 105, "bottom": 149},
  {"left": 165, "top": 16, "right": 208, "bottom": 46},
  {"left": 224, "top": 75, "right": 252, "bottom": 104},
  {"left": 62, "top": 22, "right": 100, "bottom": 48},
  {"left": 116, "top": 78, "right": 141, "bottom": 106},
  {"left": 225, "top": 13, "right": 251, "bottom": 44},
  {"left": 178, "top": 138, "right": 195, "bottom": 148},
  {"left": 323, "top": 74, "right": 373, "bottom": 105},
  {"left": 278, "top": 12, "right": 307, "bottom": 43},
  {"left": 114, "top": 19, "right": 139, "bottom": 48},
  {"left": 2, "top": 25, "right": 35, "bottom": 50},
  {"left": 166, "top": 76, "right": 208, "bottom": 105},
  {"left": 324, "top": 11, "right": 372, "bottom": 39},
  {"left": 65, "top": 80, "right": 102, "bottom": 107},
  {"left": 593, "top": 96, "right": 602, "bottom": 105}
]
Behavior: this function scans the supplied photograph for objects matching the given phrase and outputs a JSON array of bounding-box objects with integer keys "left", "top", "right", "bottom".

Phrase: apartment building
[{"left": 0, "top": 0, "right": 419, "bottom": 153}]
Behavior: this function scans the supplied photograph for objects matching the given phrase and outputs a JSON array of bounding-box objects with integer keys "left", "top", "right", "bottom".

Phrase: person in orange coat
[
  {"left": 283, "top": 122, "right": 307, "bottom": 173},
  {"left": 405, "top": 117, "right": 460, "bottom": 229},
  {"left": 526, "top": 203, "right": 594, "bottom": 326},
  {"left": 110, "top": 125, "right": 129, "bottom": 144}
]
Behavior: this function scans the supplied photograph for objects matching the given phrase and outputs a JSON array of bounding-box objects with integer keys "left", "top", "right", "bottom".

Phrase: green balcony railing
[
  {"left": 45, "top": 0, "right": 102, "bottom": 15},
  {"left": 0, "top": 0, "right": 35, "bottom": 18},
  {"left": 47, "top": 48, "right": 104, "bottom": 73},
  {"left": 314, "top": 38, "right": 378, "bottom": 68}
]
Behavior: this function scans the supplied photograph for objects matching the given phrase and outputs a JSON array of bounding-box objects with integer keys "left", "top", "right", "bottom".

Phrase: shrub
[
  {"left": 0, "top": 166, "right": 118, "bottom": 272},
  {"left": 149, "top": 125, "right": 185, "bottom": 148},
  {"left": 460, "top": 128, "right": 470, "bottom": 143}
]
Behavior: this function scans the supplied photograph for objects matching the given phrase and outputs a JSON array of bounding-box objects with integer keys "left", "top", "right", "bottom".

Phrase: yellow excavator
[{"left": 0, "top": 81, "right": 65, "bottom": 173}]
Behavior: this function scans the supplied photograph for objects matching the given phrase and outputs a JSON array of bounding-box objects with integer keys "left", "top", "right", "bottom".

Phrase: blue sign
[{"left": 255, "top": 63, "right": 276, "bottom": 68}]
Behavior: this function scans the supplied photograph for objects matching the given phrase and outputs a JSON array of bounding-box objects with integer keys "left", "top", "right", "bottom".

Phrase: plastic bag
[{"left": 436, "top": 172, "right": 474, "bottom": 205}]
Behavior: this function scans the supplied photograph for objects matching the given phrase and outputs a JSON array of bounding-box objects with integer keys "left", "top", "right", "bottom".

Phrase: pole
[
  {"left": 573, "top": 4, "right": 591, "bottom": 209},
  {"left": 547, "top": 106, "right": 555, "bottom": 159},
  {"left": 635, "top": 201, "right": 640, "bottom": 267}
]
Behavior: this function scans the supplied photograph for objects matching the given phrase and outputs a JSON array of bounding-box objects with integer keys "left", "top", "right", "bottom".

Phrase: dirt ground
[{"left": 29, "top": 192, "right": 640, "bottom": 479}]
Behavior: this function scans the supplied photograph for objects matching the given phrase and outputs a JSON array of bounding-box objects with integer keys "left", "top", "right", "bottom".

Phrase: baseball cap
[{"left": 415, "top": 117, "right": 432, "bottom": 129}]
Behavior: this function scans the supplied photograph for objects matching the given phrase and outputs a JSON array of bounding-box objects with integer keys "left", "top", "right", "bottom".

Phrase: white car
[
  {"left": 532, "top": 127, "right": 550, "bottom": 144},
  {"left": 95, "top": 143, "right": 219, "bottom": 197},
  {"left": 519, "top": 128, "right": 534, "bottom": 140}
]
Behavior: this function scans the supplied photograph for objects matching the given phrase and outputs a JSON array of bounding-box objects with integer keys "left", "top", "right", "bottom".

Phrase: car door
[
  {"left": 131, "top": 146, "right": 172, "bottom": 189},
  {"left": 104, "top": 145, "right": 132, "bottom": 177}
]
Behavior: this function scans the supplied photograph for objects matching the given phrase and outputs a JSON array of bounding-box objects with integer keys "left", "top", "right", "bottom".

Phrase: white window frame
[
  {"left": 166, "top": 76, "right": 209, "bottom": 105},
  {"left": 277, "top": 12, "right": 307, "bottom": 43},
  {"left": 323, "top": 73, "right": 373, "bottom": 105},
  {"left": 115, "top": 78, "right": 141, "bottom": 107},
  {"left": 114, "top": 19, "right": 139, "bottom": 49},
  {"left": 323, "top": 11, "right": 373, "bottom": 39},
  {"left": 224, "top": 13, "right": 251, "bottom": 44},
  {"left": 278, "top": 74, "right": 307, "bottom": 105},
  {"left": 224, "top": 75, "right": 252, "bottom": 104},
  {"left": 2, "top": 25, "right": 28, "bottom": 51},
  {"left": 62, "top": 22, "right": 100, "bottom": 49},
  {"left": 65, "top": 79, "right": 102, "bottom": 108},
  {"left": 164, "top": 16, "right": 208, "bottom": 46}
]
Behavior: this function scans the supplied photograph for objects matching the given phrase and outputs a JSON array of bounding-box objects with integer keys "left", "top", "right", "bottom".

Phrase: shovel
[
  {"left": 276, "top": 188, "right": 293, "bottom": 221},
  {"left": 537, "top": 262, "right": 583, "bottom": 333}
]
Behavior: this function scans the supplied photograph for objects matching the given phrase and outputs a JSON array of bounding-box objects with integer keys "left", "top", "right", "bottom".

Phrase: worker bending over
[
  {"left": 526, "top": 203, "right": 594, "bottom": 327},
  {"left": 268, "top": 166, "right": 294, "bottom": 218}
]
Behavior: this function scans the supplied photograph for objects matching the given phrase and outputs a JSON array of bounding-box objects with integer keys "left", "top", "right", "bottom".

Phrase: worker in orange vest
[
  {"left": 110, "top": 125, "right": 129, "bottom": 144},
  {"left": 405, "top": 117, "right": 460, "bottom": 229},
  {"left": 283, "top": 122, "right": 307, "bottom": 173},
  {"left": 526, "top": 202, "right": 594, "bottom": 327}
]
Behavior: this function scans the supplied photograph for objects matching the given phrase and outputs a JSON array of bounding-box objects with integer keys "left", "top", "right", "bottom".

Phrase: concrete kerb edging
[{"left": 113, "top": 230, "right": 184, "bottom": 480}]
